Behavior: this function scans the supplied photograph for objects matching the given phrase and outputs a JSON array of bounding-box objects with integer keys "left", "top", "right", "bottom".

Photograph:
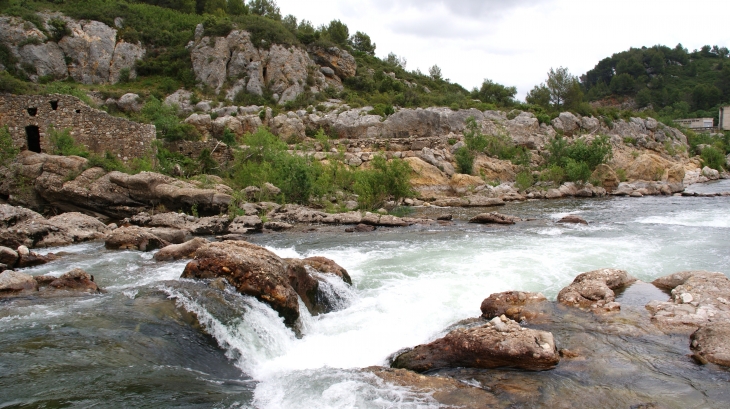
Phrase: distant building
[
  {"left": 674, "top": 117, "right": 714, "bottom": 130},
  {"left": 720, "top": 106, "right": 730, "bottom": 131}
]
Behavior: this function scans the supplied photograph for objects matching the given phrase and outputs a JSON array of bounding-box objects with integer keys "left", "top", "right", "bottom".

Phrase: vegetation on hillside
[{"left": 582, "top": 44, "right": 730, "bottom": 123}]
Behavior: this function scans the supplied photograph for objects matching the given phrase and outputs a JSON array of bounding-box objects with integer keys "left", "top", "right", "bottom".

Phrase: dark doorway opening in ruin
[
  {"left": 263, "top": 67, "right": 267, "bottom": 78},
  {"left": 27, "top": 107, "right": 37, "bottom": 116},
  {"left": 26, "top": 126, "right": 41, "bottom": 153},
  {"left": 50, "top": 100, "right": 58, "bottom": 110},
  {"left": 75, "top": 109, "right": 81, "bottom": 113}
]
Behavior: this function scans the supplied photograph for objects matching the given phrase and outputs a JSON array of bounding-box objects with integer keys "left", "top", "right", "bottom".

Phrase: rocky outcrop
[
  {"left": 181, "top": 241, "right": 351, "bottom": 326},
  {"left": 0, "top": 15, "right": 144, "bottom": 84},
  {"left": 557, "top": 215, "right": 588, "bottom": 224},
  {"left": 1, "top": 152, "right": 234, "bottom": 219},
  {"left": 392, "top": 317, "right": 560, "bottom": 372},
  {"left": 0, "top": 204, "right": 109, "bottom": 249},
  {"left": 480, "top": 291, "right": 549, "bottom": 322},
  {"left": 189, "top": 26, "right": 353, "bottom": 102},
  {"left": 284, "top": 256, "right": 352, "bottom": 315},
  {"left": 557, "top": 268, "right": 637, "bottom": 313},
  {"left": 647, "top": 271, "right": 730, "bottom": 334}
]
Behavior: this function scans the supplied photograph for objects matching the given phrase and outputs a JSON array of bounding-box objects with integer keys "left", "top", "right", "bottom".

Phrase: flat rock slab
[
  {"left": 647, "top": 271, "right": 730, "bottom": 334},
  {"left": 558, "top": 268, "right": 636, "bottom": 313},
  {"left": 392, "top": 318, "right": 559, "bottom": 372},
  {"left": 469, "top": 212, "right": 520, "bottom": 225}
]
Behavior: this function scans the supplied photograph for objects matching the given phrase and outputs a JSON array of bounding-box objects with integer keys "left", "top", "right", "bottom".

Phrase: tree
[
  {"left": 545, "top": 67, "right": 583, "bottom": 110},
  {"left": 385, "top": 52, "right": 406, "bottom": 70},
  {"left": 526, "top": 83, "right": 551, "bottom": 109},
  {"left": 282, "top": 14, "right": 297, "bottom": 33},
  {"left": 325, "top": 19, "right": 349, "bottom": 47},
  {"left": 428, "top": 65, "right": 442, "bottom": 81},
  {"left": 227, "top": 0, "right": 248, "bottom": 15},
  {"left": 296, "top": 19, "right": 317, "bottom": 44},
  {"left": 473, "top": 79, "right": 516, "bottom": 106},
  {"left": 248, "top": 0, "right": 280, "bottom": 20},
  {"left": 350, "top": 31, "right": 376, "bottom": 55}
]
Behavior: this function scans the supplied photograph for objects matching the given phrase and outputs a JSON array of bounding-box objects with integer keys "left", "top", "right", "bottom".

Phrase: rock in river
[
  {"left": 558, "top": 268, "right": 636, "bottom": 313},
  {"left": 392, "top": 317, "right": 559, "bottom": 372}
]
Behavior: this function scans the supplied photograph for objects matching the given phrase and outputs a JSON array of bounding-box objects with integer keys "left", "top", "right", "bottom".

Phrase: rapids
[{"left": 2, "top": 180, "right": 730, "bottom": 408}]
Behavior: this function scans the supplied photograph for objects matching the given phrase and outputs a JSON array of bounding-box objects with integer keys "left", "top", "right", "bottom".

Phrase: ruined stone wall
[
  {"left": 0, "top": 93, "right": 155, "bottom": 162},
  {"left": 163, "top": 139, "right": 234, "bottom": 165}
]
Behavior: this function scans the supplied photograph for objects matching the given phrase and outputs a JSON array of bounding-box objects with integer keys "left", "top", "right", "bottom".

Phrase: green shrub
[
  {"left": 701, "top": 146, "right": 726, "bottom": 171},
  {"left": 0, "top": 126, "right": 19, "bottom": 167},
  {"left": 515, "top": 170, "right": 533, "bottom": 191},
  {"left": 48, "top": 18, "right": 71, "bottom": 42},
  {"left": 454, "top": 146, "right": 474, "bottom": 175},
  {"left": 49, "top": 126, "right": 89, "bottom": 157},
  {"left": 87, "top": 151, "right": 127, "bottom": 173},
  {"left": 539, "top": 165, "right": 566, "bottom": 185},
  {"left": 141, "top": 96, "right": 200, "bottom": 141},
  {"left": 0, "top": 71, "right": 30, "bottom": 94},
  {"left": 353, "top": 155, "right": 413, "bottom": 210},
  {"left": 546, "top": 135, "right": 612, "bottom": 171},
  {"left": 314, "top": 128, "right": 330, "bottom": 152},
  {"left": 564, "top": 159, "right": 591, "bottom": 182}
]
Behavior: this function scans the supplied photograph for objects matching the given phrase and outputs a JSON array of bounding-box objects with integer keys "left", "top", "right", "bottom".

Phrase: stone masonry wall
[{"left": 0, "top": 93, "right": 155, "bottom": 162}]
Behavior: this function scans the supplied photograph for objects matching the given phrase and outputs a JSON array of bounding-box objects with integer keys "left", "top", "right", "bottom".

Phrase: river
[{"left": 2, "top": 180, "right": 730, "bottom": 408}]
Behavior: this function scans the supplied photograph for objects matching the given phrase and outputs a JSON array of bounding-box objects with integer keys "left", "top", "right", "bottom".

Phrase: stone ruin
[{"left": 0, "top": 93, "right": 155, "bottom": 162}]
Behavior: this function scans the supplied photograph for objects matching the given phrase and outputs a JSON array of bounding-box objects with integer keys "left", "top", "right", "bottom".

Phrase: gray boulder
[
  {"left": 18, "top": 42, "right": 68, "bottom": 81},
  {"left": 558, "top": 268, "right": 636, "bottom": 313}
]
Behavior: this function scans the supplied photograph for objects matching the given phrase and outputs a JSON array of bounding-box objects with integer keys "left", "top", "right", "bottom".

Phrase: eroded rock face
[
  {"left": 647, "top": 271, "right": 730, "bottom": 334},
  {"left": 104, "top": 226, "right": 169, "bottom": 251},
  {"left": 392, "top": 318, "right": 559, "bottom": 372},
  {"left": 480, "top": 291, "right": 549, "bottom": 322},
  {"left": 308, "top": 45, "right": 357, "bottom": 79},
  {"left": 1, "top": 153, "right": 234, "bottom": 219},
  {"left": 557, "top": 268, "right": 637, "bottom": 313}
]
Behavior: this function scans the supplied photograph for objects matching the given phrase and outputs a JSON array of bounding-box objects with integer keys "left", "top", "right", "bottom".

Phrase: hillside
[{"left": 582, "top": 44, "right": 730, "bottom": 122}]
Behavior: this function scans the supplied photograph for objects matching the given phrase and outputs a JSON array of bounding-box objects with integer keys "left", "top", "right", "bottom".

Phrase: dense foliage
[
  {"left": 544, "top": 135, "right": 613, "bottom": 183},
  {"left": 583, "top": 44, "right": 730, "bottom": 122}
]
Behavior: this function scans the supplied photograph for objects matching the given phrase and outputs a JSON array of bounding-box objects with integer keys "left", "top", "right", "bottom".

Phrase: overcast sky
[{"left": 276, "top": 0, "right": 730, "bottom": 100}]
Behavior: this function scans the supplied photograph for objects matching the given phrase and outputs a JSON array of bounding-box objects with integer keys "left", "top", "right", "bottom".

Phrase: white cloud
[{"left": 276, "top": 0, "right": 730, "bottom": 100}]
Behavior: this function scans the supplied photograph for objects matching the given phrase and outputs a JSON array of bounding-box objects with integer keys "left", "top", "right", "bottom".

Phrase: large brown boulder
[
  {"left": 182, "top": 241, "right": 301, "bottom": 326},
  {"left": 284, "top": 257, "right": 352, "bottom": 315},
  {"left": 557, "top": 268, "right": 637, "bottom": 313},
  {"left": 481, "top": 291, "right": 549, "bottom": 322},
  {"left": 392, "top": 318, "right": 559, "bottom": 372},
  {"left": 647, "top": 271, "right": 730, "bottom": 333},
  {"left": 0, "top": 270, "right": 38, "bottom": 296},
  {"left": 591, "top": 164, "right": 620, "bottom": 193},
  {"left": 153, "top": 238, "right": 209, "bottom": 262},
  {"left": 105, "top": 226, "right": 169, "bottom": 251}
]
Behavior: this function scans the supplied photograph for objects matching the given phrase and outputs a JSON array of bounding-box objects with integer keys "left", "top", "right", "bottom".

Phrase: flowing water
[{"left": 2, "top": 180, "right": 730, "bottom": 408}]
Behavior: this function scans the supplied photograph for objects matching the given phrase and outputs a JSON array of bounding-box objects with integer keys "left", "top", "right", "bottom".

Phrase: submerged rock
[
  {"left": 392, "top": 318, "right": 559, "bottom": 372},
  {"left": 558, "top": 268, "right": 637, "bottom": 313},
  {"left": 469, "top": 212, "right": 521, "bottom": 225},
  {"left": 34, "top": 268, "right": 101, "bottom": 294},
  {"left": 366, "top": 367, "right": 499, "bottom": 408},
  {"left": 557, "top": 215, "right": 588, "bottom": 225}
]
